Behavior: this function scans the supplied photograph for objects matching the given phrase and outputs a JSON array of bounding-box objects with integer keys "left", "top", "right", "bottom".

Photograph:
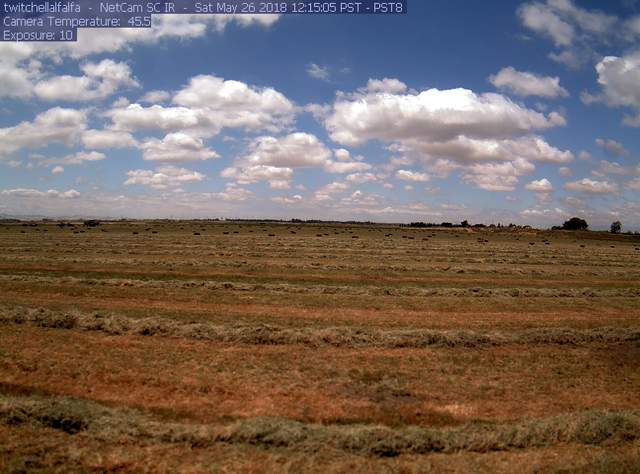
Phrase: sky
[{"left": 1, "top": 0, "right": 639, "bottom": 230}]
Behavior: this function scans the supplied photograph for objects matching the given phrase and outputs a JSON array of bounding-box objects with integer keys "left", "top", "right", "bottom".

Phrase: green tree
[
  {"left": 562, "top": 217, "right": 589, "bottom": 231},
  {"left": 610, "top": 221, "right": 622, "bottom": 234}
]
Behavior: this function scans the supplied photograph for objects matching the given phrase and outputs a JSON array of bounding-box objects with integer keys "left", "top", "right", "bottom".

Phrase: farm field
[{"left": 1, "top": 220, "right": 640, "bottom": 472}]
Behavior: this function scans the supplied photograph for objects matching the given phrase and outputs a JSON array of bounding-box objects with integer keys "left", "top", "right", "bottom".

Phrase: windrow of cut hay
[
  {"left": 1, "top": 394, "right": 639, "bottom": 456},
  {"left": 2, "top": 274, "right": 640, "bottom": 298},
  {"left": 2, "top": 306, "right": 639, "bottom": 348},
  {"left": 2, "top": 259, "right": 640, "bottom": 279}
]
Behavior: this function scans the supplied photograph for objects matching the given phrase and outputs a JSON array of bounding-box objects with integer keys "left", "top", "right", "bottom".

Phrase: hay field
[{"left": 1, "top": 220, "right": 639, "bottom": 472}]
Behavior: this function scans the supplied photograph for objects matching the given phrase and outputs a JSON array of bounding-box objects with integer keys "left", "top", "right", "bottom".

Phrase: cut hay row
[
  {"left": 1, "top": 274, "right": 639, "bottom": 298},
  {"left": 1, "top": 394, "right": 638, "bottom": 456},
  {"left": 2, "top": 307, "right": 639, "bottom": 348},
  {"left": 2, "top": 256, "right": 639, "bottom": 279}
]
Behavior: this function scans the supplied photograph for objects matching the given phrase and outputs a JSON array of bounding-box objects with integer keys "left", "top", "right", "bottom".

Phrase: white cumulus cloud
[
  {"left": 489, "top": 67, "right": 569, "bottom": 98},
  {"left": 526, "top": 178, "right": 554, "bottom": 192},
  {"left": 139, "top": 133, "right": 219, "bottom": 163},
  {"left": 564, "top": 178, "right": 619, "bottom": 194},
  {"left": 395, "top": 170, "right": 431, "bottom": 182},
  {"left": 125, "top": 166, "right": 205, "bottom": 189}
]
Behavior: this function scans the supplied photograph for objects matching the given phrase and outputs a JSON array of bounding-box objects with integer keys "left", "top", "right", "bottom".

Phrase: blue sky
[{"left": 1, "top": 1, "right": 639, "bottom": 229}]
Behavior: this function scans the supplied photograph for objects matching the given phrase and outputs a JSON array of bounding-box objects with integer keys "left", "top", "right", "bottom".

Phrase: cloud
[
  {"left": 313, "top": 180, "right": 351, "bottom": 201},
  {"left": 272, "top": 195, "right": 304, "bottom": 205},
  {"left": 547, "top": 0, "right": 616, "bottom": 35},
  {"left": 526, "top": 178, "right": 554, "bottom": 192},
  {"left": 564, "top": 178, "right": 619, "bottom": 194},
  {"left": 171, "top": 74, "right": 295, "bottom": 133},
  {"left": 239, "top": 133, "right": 331, "bottom": 168},
  {"left": 595, "top": 138, "right": 630, "bottom": 157},
  {"left": 518, "top": 2, "right": 575, "bottom": 47},
  {"left": 461, "top": 158, "right": 535, "bottom": 192},
  {"left": 171, "top": 184, "right": 254, "bottom": 203},
  {"left": 594, "top": 54, "right": 640, "bottom": 107},
  {"left": 345, "top": 172, "right": 378, "bottom": 185},
  {"left": 107, "top": 103, "right": 205, "bottom": 133},
  {"left": 385, "top": 156, "right": 415, "bottom": 171},
  {"left": 548, "top": 49, "right": 582, "bottom": 68},
  {"left": 324, "top": 161, "right": 372, "bottom": 173},
  {"left": 323, "top": 81, "right": 570, "bottom": 193},
  {"left": 518, "top": 0, "right": 618, "bottom": 44},
  {"left": 564, "top": 196, "right": 586, "bottom": 208},
  {"left": 626, "top": 178, "right": 640, "bottom": 191},
  {"left": 209, "top": 184, "right": 254, "bottom": 201},
  {"left": 138, "top": 133, "right": 219, "bottom": 163},
  {"left": 0, "top": 61, "right": 39, "bottom": 99},
  {"left": 559, "top": 166, "right": 572, "bottom": 177},
  {"left": 306, "top": 63, "right": 329, "bottom": 81},
  {"left": 105, "top": 75, "right": 295, "bottom": 140},
  {"left": 228, "top": 132, "right": 372, "bottom": 183},
  {"left": 82, "top": 129, "right": 137, "bottom": 149},
  {"left": 139, "top": 90, "right": 171, "bottom": 103},
  {"left": 1, "top": 188, "right": 80, "bottom": 199},
  {"left": 334, "top": 149, "right": 352, "bottom": 161},
  {"left": 4, "top": 160, "right": 22, "bottom": 169},
  {"left": 395, "top": 170, "right": 431, "bottom": 182},
  {"left": 598, "top": 160, "right": 629, "bottom": 175},
  {"left": 365, "top": 78, "right": 408, "bottom": 94},
  {"left": 303, "top": 103, "right": 331, "bottom": 121},
  {"left": 326, "top": 86, "right": 561, "bottom": 147},
  {"left": 489, "top": 67, "right": 569, "bottom": 98},
  {"left": 124, "top": 166, "right": 205, "bottom": 189},
  {"left": 406, "top": 135, "right": 573, "bottom": 164},
  {"left": 340, "top": 190, "right": 386, "bottom": 207},
  {"left": 0, "top": 107, "right": 87, "bottom": 155},
  {"left": 518, "top": 1, "right": 618, "bottom": 69},
  {"left": 221, "top": 165, "right": 293, "bottom": 188},
  {"left": 61, "top": 151, "right": 106, "bottom": 165},
  {"left": 33, "top": 60, "right": 139, "bottom": 102},
  {"left": 268, "top": 180, "right": 291, "bottom": 190},
  {"left": 585, "top": 51, "right": 640, "bottom": 126},
  {"left": 2, "top": 59, "right": 137, "bottom": 103},
  {"left": 51, "top": 166, "right": 64, "bottom": 175},
  {"left": 520, "top": 207, "right": 566, "bottom": 218}
]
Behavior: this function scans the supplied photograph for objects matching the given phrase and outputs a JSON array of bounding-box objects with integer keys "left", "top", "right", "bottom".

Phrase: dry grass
[
  {"left": 1, "top": 324, "right": 639, "bottom": 426},
  {"left": 1, "top": 221, "right": 639, "bottom": 471},
  {"left": 2, "top": 306, "right": 639, "bottom": 348},
  {"left": 2, "top": 393, "right": 640, "bottom": 456},
  {"left": 2, "top": 423, "right": 639, "bottom": 473}
]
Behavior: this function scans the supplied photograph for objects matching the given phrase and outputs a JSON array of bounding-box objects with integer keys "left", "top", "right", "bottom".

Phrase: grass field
[{"left": 1, "top": 220, "right": 639, "bottom": 472}]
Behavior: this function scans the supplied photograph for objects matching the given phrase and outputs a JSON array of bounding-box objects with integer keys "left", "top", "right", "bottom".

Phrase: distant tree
[
  {"left": 461, "top": 220, "right": 469, "bottom": 228},
  {"left": 610, "top": 221, "right": 622, "bottom": 234},
  {"left": 440, "top": 222, "right": 453, "bottom": 228},
  {"left": 562, "top": 217, "right": 589, "bottom": 231}
]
